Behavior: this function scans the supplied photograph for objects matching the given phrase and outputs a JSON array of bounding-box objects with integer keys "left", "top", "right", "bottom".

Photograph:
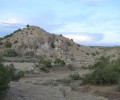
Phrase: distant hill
[{"left": 0, "top": 25, "right": 120, "bottom": 66}]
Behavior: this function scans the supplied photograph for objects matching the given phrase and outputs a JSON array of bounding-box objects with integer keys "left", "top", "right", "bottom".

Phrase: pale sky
[{"left": 0, "top": 0, "right": 120, "bottom": 46}]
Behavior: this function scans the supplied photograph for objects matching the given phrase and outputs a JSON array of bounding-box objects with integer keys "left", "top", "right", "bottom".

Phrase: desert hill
[{"left": 0, "top": 25, "right": 120, "bottom": 66}]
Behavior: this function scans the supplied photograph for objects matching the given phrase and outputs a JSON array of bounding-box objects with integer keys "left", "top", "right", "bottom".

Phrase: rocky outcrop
[{"left": 0, "top": 25, "right": 120, "bottom": 65}]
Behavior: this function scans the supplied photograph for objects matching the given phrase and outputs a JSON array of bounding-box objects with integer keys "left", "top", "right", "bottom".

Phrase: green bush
[
  {"left": 7, "top": 64, "right": 24, "bottom": 81},
  {"left": 12, "top": 70, "right": 24, "bottom": 81},
  {"left": 4, "top": 42, "right": 12, "bottom": 48},
  {"left": 39, "top": 59, "right": 52, "bottom": 68},
  {"left": 82, "top": 57, "right": 120, "bottom": 85},
  {"left": 3, "top": 49, "right": 18, "bottom": 57},
  {"left": 26, "top": 24, "right": 30, "bottom": 27},
  {"left": 57, "top": 72, "right": 81, "bottom": 86},
  {"left": 57, "top": 78, "right": 72, "bottom": 85},
  {"left": 7, "top": 63, "right": 16, "bottom": 79},
  {"left": 91, "top": 53, "right": 96, "bottom": 56},
  {"left": 69, "top": 72, "right": 81, "bottom": 80},
  {"left": 36, "top": 59, "right": 52, "bottom": 72},
  {"left": 0, "top": 65, "right": 10, "bottom": 91},
  {"left": 54, "top": 58, "right": 65, "bottom": 67},
  {"left": 89, "top": 56, "right": 109, "bottom": 69},
  {"left": 25, "top": 51, "right": 34, "bottom": 57},
  {"left": 39, "top": 66, "right": 49, "bottom": 73},
  {"left": 0, "top": 42, "right": 3, "bottom": 45},
  {"left": 51, "top": 42, "right": 55, "bottom": 48},
  {"left": 0, "top": 57, "right": 13, "bottom": 92},
  {"left": 66, "top": 64, "right": 74, "bottom": 71},
  {"left": 66, "top": 41, "right": 71, "bottom": 46},
  {"left": 14, "top": 40, "right": 18, "bottom": 44}
]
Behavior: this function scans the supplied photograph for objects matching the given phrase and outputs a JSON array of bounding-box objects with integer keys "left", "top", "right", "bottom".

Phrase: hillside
[{"left": 0, "top": 25, "right": 120, "bottom": 66}]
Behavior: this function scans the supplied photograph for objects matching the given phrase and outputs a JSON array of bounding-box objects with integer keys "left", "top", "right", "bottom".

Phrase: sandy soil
[
  {"left": 1, "top": 62, "right": 119, "bottom": 100},
  {"left": 1, "top": 73, "right": 100, "bottom": 100}
]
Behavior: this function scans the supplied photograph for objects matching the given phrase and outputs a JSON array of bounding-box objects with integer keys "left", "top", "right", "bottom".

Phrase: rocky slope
[{"left": 0, "top": 25, "right": 120, "bottom": 65}]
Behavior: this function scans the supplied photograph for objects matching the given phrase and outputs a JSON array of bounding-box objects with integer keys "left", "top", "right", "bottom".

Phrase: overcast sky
[{"left": 0, "top": 0, "right": 120, "bottom": 46}]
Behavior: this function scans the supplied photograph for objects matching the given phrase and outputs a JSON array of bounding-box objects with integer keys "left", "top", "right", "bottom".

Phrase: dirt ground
[{"left": 1, "top": 62, "right": 120, "bottom": 100}]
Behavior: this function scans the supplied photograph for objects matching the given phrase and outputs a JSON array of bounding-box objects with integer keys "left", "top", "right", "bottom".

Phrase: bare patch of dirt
[
  {"left": 0, "top": 67, "right": 101, "bottom": 100},
  {"left": 74, "top": 85, "right": 120, "bottom": 100},
  {"left": 2, "top": 62, "right": 120, "bottom": 100}
]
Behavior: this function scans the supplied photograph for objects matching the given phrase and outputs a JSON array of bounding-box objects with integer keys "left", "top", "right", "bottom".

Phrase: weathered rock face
[{"left": 1, "top": 25, "right": 120, "bottom": 65}]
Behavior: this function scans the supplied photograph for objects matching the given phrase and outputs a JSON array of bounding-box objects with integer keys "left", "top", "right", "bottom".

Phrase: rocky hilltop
[{"left": 0, "top": 25, "right": 120, "bottom": 65}]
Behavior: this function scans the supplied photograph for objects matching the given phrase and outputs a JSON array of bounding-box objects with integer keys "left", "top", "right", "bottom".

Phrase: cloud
[
  {"left": 0, "top": 17, "right": 26, "bottom": 37},
  {"left": 0, "top": 17, "right": 26, "bottom": 25},
  {"left": 62, "top": 32, "right": 104, "bottom": 43},
  {"left": 84, "top": 0, "right": 103, "bottom": 3}
]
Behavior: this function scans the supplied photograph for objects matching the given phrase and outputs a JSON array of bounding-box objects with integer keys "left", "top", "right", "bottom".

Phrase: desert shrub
[
  {"left": 0, "top": 42, "right": 3, "bottom": 45},
  {"left": 66, "top": 41, "right": 71, "bottom": 46},
  {"left": 51, "top": 42, "right": 55, "bottom": 48},
  {"left": 54, "top": 58, "right": 65, "bottom": 67},
  {"left": 57, "top": 78, "right": 72, "bottom": 85},
  {"left": 0, "top": 38, "right": 3, "bottom": 41},
  {"left": 91, "top": 53, "right": 96, "bottom": 56},
  {"left": 39, "top": 66, "right": 49, "bottom": 73},
  {"left": 5, "top": 63, "right": 24, "bottom": 81},
  {"left": 17, "top": 70, "right": 24, "bottom": 78},
  {"left": 69, "top": 72, "right": 81, "bottom": 80},
  {"left": 82, "top": 57, "right": 120, "bottom": 85},
  {"left": 4, "top": 42, "right": 12, "bottom": 48},
  {"left": 13, "top": 70, "right": 24, "bottom": 81},
  {"left": 37, "top": 59, "right": 52, "bottom": 70},
  {"left": 3, "top": 49, "right": 18, "bottom": 57},
  {"left": 40, "top": 80, "right": 58, "bottom": 86},
  {"left": 96, "top": 51, "right": 100, "bottom": 55},
  {"left": 14, "top": 40, "right": 18, "bottom": 44},
  {"left": 76, "top": 48, "right": 79, "bottom": 50},
  {"left": 77, "top": 44, "right": 81, "bottom": 47},
  {"left": 0, "top": 57, "right": 15, "bottom": 92},
  {"left": 71, "top": 58, "right": 75, "bottom": 62},
  {"left": 60, "top": 34, "right": 62, "bottom": 36},
  {"left": 7, "top": 63, "right": 16, "bottom": 79},
  {"left": 0, "top": 64, "right": 10, "bottom": 91},
  {"left": 26, "top": 24, "right": 30, "bottom": 27},
  {"left": 40, "top": 59, "right": 52, "bottom": 68},
  {"left": 0, "top": 57, "right": 24, "bottom": 93},
  {"left": 86, "top": 53, "right": 89, "bottom": 55},
  {"left": 66, "top": 64, "right": 74, "bottom": 71},
  {"left": 25, "top": 51, "right": 34, "bottom": 57},
  {"left": 35, "top": 59, "right": 52, "bottom": 72},
  {"left": 57, "top": 72, "right": 81, "bottom": 86},
  {"left": 89, "top": 56, "right": 109, "bottom": 69}
]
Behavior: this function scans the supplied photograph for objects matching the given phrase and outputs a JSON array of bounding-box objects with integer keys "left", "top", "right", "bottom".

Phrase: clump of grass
[
  {"left": 57, "top": 72, "right": 81, "bottom": 86},
  {"left": 3, "top": 49, "right": 18, "bottom": 57},
  {"left": 69, "top": 72, "right": 81, "bottom": 80},
  {"left": 57, "top": 78, "right": 72, "bottom": 86},
  {"left": 40, "top": 80, "right": 58, "bottom": 86}
]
